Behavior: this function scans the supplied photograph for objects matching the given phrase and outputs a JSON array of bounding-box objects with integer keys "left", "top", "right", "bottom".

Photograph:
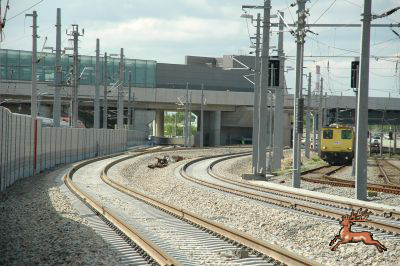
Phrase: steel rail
[
  {"left": 102, "top": 151, "right": 318, "bottom": 266},
  {"left": 302, "top": 163, "right": 400, "bottom": 195},
  {"left": 182, "top": 154, "right": 400, "bottom": 233},
  {"left": 376, "top": 159, "right": 400, "bottom": 186},
  {"left": 64, "top": 151, "right": 180, "bottom": 266},
  {"left": 207, "top": 154, "right": 400, "bottom": 220}
]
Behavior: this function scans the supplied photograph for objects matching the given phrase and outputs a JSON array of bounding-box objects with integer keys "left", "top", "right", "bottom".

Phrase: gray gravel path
[
  {"left": 0, "top": 165, "right": 123, "bottom": 266},
  {"left": 115, "top": 148, "right": 400, "bottom": 266}
]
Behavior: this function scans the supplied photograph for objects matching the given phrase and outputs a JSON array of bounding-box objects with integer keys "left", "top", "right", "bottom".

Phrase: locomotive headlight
[
  {"left": 348, "top": 147, "right": 352, "bottom": 150},
  {"left": 322, "top": 146, "right": 327, "bottom": 150}
]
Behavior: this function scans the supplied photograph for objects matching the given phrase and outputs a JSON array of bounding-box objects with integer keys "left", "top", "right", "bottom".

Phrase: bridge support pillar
[
  {"left": 155, "top": 110, "right": 164, "bottom": 137},
  {"left": 211, "top": 110, "right": 221, "bottom": 146}
]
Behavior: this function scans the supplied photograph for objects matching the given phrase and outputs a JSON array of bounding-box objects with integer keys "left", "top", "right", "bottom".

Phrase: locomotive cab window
[
  {"left": 323, "top": 130, "right": 333, "bottom": 139},
  {"left": 341, "top": 130, "right": 352, "bottom": 139}
]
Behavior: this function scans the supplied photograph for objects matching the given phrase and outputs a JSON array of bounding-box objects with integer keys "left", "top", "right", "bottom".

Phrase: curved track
[
  {"left": 181, "top": 153, "right": 400, "bottom": 237},
  {"left": 302, "top": 163, "right": 400, "bottom": 195},
  {"left": 65, "top": 147, "right": 317, "bottom": 266}
]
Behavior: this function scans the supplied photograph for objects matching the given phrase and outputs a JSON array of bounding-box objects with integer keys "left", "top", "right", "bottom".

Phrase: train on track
[{"left": 320, "top": 124, "right": 354, "bottom": 165}]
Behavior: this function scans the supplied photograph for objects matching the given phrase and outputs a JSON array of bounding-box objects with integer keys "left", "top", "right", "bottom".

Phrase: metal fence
[{"left": 0, "top": 107, "right": 147, "bottom": 192}]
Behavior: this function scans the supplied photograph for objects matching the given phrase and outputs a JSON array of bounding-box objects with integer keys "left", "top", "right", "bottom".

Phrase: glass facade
[{"left": 0, "top": 49, "right": 156, "bottom": 88}]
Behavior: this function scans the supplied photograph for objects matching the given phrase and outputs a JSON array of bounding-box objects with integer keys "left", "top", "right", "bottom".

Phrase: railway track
[
  {"left": 181, "top": 152, "right": 400, "bottom": 237},
  {"left": 301, "top": 162, "right": 400, "bottom": 195},
  {"left": 65, "top": 147, "right": 316, "bottom": 266},
  {"left": 376, "top": 158, "right": 400, "bottom": 185}
]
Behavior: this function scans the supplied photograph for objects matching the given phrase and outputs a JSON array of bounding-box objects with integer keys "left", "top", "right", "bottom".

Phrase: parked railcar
[{"left": 320, "top": 124, "right": 354, "bottom": 165}]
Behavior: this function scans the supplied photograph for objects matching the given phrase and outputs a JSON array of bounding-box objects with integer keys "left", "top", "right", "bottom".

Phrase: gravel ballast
[
  {"left": 114, "top": 148, "right": 400, "bottom": 266},
  {"left": 0, "top": 166, "right": 123, "bottom": 266},
  {"left": 213, "top": 154, "right": 400, "bottom": 207}
]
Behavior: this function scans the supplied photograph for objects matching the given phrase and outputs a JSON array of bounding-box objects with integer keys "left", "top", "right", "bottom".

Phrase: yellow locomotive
[{"left": 320, "top": 124, "right": 354, "bottom": 165}]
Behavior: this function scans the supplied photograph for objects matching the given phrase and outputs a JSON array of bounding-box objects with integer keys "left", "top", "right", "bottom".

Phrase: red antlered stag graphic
[{"left": 329, "top": 208, "right": 387, "bottom": 253}]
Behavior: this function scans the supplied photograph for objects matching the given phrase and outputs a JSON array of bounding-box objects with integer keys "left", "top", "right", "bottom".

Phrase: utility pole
[
  {"left": 184, "top": 83, "right": 189, "bottom": 147},
  {"left": 68, "top": 24, "right": 83, "bottom": 127},
  {"left": 259, "top": 0, "right": 272, "bottom": 175},
  {"left": 117, "top": 48, "right": 124, "bottom": 129},
  {"left": 188, "top": 91, "right": 192, "bottom": 147},
  {"left": 351, "top": 61, "right": 359, "bottom": 177},
  {"left": 26, "top": 11, "right": 38, "bottom": 120},
  {"left": 53, "top": 8, "right": 61, "bottom": 127},
  {"left": 200, "top": 83, "right": 204, "bottom": 148},
  {"left": 272, "top": 11, "right": 285, "bottom": 170},
  {"left": 252, "top": 13, "right": 261, "bottom": 174},
  {"left": 305, "top": 72, "right": 311, "bottom": 159},
  {"left": 318, "top": 77, "right": 324, "bottom": 156},
  {"left": 292, "top": 0, "right": 307, "bottom": 188},
  {"left": 355, "top": 0, "right": 372, "bottom": 201},
  {"left": 94, "top": 38, "right": 100, "bottom": 128},
  {"left": 103, "top": 52, "right": 108, "bottom": 129},
  {"left": 128, "top": 71, "right": 132, "bottom": 128}
]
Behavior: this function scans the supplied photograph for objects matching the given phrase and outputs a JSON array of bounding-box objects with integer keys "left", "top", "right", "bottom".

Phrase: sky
[{"left": 2, "top": 0, "right": 400, "bottom": 103}]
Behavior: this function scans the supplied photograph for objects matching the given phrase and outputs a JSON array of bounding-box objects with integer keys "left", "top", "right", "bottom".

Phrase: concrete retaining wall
[{"left": 0, "top": 107, "right": 147, "bottom": 192}]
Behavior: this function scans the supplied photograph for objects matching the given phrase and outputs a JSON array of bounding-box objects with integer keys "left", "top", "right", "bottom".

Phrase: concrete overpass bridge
[{"left": 2, "top": 49, "right": 400, "bottom": 146}]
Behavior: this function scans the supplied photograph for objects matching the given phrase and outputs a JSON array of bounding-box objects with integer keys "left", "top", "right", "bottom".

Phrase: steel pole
[
  {"left": 53, "top": 8, "right": 61, "bottom": 127},
  {"left": 185, "top": 83, "right": 189, "bottom": 147},
  {"left": 128, "top": 71, "right": 132, "bottom": 128},
  {"left": 117, "top": 48, "right": 124, "bottom": 129},
  {"left": 200, "top": 84, "right": 204, "bottom": 148},
  {"left": 318, "top": 77, "right": 324, "bottom": 156},
  {"left": 305, "top": 72, "right": 311, "bottom": 159},
  {"left": 94, "top": 38, "right": 100, "bottom": 128},
  {"left": 252, "top": 13, "right": 261, "bottom": 174},
  {"left": 72, "top": 26, "right": 80, "bottom": 127},
  {"left": 189, "top": 92, "right": 192, "bottom": 146},
  {"left": 103, "top": 52, "right": 108, "bottom": 129},
  {"left": 29, "top": 11, "right": 38, "bottom": 120},
  {"left": 292, "top": 0, "right": 306, "bottom": 188},
  {"left": 272, "top": 11, "right": 285, "bottom": 171},
  {"left": 258, "top": 0, "right": 272, "bottom": 176},
  {"left": 355, "top": 0, "right": 372, "bottom": 201}
]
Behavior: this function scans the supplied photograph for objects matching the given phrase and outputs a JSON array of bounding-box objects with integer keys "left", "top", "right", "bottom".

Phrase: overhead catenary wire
[
  {"left": 313, "top": 0, "right": 337, "bottom": 24},
  {"left": 7, "top": 0, "right": 45, "bottom": 22}
]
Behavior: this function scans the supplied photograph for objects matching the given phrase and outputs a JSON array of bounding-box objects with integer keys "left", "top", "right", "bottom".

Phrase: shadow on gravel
[{"left": 0, "top": 166, "right": 119, "bottom": 265}]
